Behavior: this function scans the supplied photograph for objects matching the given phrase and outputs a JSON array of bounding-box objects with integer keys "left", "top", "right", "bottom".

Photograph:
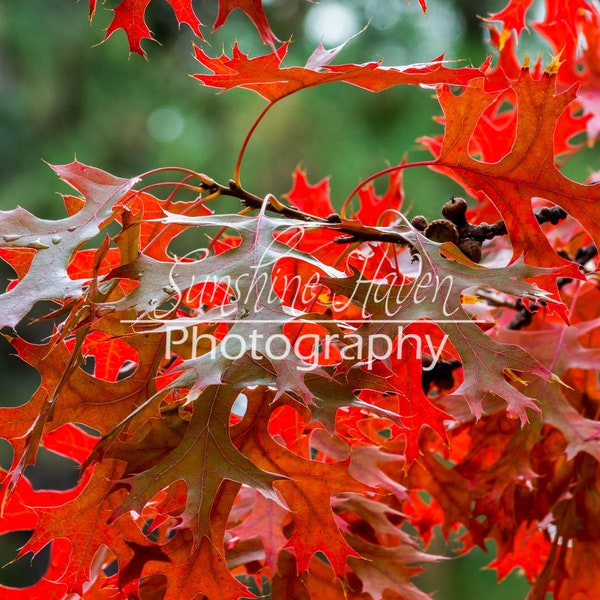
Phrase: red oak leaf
[
  {"left": 422, "top": 69, "right": 596, "bottom": 286},
  {"left": 385, "top": 335, "right": 451, "bottom": 464},
  {"left": 41, "top": 423, "right": 99, "bottom": 464},
  {"left": 0, "top": 328, "right": 166, "bottom": 504},
  {"left": 0, "top": 539, "right": 71, "bottom": 599},
  {"left": 484, "top": 0, "right": 535, "bottom": 49},
  {"left": 558, "top": 540, "right": 600, "bottom": 599},
  {"left": 347, "top": 535, "right": 441, "bottom": 600},
  {"left": 486, "top": 521, "right": 551, "bottom": 583},
  {"left": 123, "top": 189, "right": 212, "bottom": 261},
  {"left": 0, "top": 161, "right": 138, "bottom": 329},
  {"left": 101, "top": 0, "right": 203, "bottom": 57},
  {"left": 193, "top": 41, "right": 485, "bottom": 104},
  {"left": 284, "top": 168, "right": 335, "bottom": 218},
  {"left": 213, "top": 0, "right": 279, "bottom": 47},
  {"left": 18, "top": 460, "right": 133, "bottom": 594},
  {"left": 228, "top": 489, "right": 288, "bottom": 570},
  {"left": 121, "top": 481, "right": 255, "bottom": 600},
  {"left": 94, "top": 0, "right": 280, "bottom": 56},
  {"left": 235, "top": 390, "right": 366, "bottom": 575},
  {"left": 107, "top": 385, "right": 282, "bottom": 543},
  {"left": 153, "top": 533, "right": 255, "bottom": 600}
]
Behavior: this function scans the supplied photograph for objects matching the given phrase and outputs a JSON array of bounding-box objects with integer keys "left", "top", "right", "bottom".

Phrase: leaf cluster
[{"left": 2, "top": 2, "right": 600, "bottom": 599}]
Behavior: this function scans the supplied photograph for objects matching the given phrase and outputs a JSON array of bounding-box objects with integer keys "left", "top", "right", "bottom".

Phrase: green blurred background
[
  {"left": 1, "top": 0, "right": 518, "bottom": 216},
  {"left": 0, "top": 0, "right": 559, "bottom": 596}
]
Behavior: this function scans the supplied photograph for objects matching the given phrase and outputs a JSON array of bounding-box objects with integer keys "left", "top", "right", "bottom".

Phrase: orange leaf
[
  {"left": 427, "top": 70, "right": 596, "bottom": 285},
  {"left": 193, "top": 42, "right": 485, "bottom": 104},
  {"left": 19, "top": 460, "right": 133, "bottom": 594},
  {"left": 102, "top": 0, "right": 203, "bottom": 57},
  {"left": 235, "top": 390, "right": 366, "bottom": 575}
]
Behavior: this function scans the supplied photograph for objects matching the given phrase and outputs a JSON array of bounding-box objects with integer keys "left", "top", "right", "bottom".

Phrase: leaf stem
[
  {"left": 466, "top": 206, "right": 570, "bottom": 242},
  {"left": 233, "top": 102, "right": 276, "bottom": 187},
  {"left": 137, "top": 181, "right": 206, "bottom": 196},
  {"left": 140, "top": 166, "right": 214, "bottom": 185}
]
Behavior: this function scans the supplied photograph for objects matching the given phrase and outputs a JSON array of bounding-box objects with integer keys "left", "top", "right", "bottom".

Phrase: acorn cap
[{"left": 424, "top": 219, "right": 459, "bottom": 244}]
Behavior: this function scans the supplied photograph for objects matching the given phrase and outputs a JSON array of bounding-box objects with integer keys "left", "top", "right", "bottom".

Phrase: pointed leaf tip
[{"left": 545, "top": 52, "right": 564, "bottom": 76}]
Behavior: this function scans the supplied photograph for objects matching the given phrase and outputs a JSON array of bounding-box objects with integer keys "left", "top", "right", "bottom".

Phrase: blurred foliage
[
  {"left": 0, "top": 0, "right": 556, "bottom": 596},
  {"left": 415, "top": 531, "right": 531, "bottom": 599},
  {"left": 1, "top": 0, "right": 512, "bottom": 219}
]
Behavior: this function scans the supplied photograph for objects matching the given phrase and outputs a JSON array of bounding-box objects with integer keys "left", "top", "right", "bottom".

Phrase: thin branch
[
  {"left": 506, "top": 242, "right": 597, "bottom": 330},
  {"left": 465, "top": 206, "right": 568, "bottom": 242},
  {"left": 221, "top": 180, "right": 326, "bottom": 223},
  {"left": 215, "top": 180, "right": 413, "bottom": 245},
  {"left": 556, "top": 243, "right": 598, "bottom": 287}
]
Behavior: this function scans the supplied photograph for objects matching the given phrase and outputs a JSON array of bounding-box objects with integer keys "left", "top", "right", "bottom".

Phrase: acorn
[
  {"left": 458, "top": 238, "right": 482, "bottom": 263},
  {"left": 410, "top": 215, "right": 428, "bottom": 231},
  {"left": 424, "top": 219, "right": 459, "bottom": 244},
  {"left": 441, "top": 196, "right": 468, "bottom": 226}
]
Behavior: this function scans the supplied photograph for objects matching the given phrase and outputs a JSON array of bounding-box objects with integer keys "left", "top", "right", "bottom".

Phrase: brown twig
[
  {"left": 206, "top": 179, "right": 412, "bottom": 246},
  {"left": 202, "top": 179, "right": 598, "bottom": 333},
  {"left": 506, "top": 242, "right": 597, "bottom": 330},
  {"left": 464, "top": 206, "right": 568, "bottom": 242}
]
